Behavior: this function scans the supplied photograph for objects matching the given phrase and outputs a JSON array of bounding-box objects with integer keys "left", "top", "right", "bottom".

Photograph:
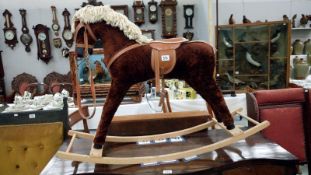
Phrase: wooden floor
[{"left": 42, "top": 129, "right": 298, "bottom": 175}]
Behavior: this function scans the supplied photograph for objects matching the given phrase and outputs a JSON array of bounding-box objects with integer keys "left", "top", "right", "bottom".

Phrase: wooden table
[{"left": 42, "top": 129, "right": 298, "bottom": 175}]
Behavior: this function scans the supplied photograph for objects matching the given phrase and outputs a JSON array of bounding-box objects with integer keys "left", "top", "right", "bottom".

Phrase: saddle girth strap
[{"left": 107, "top": 44, "right": 142, "bottom": 70}]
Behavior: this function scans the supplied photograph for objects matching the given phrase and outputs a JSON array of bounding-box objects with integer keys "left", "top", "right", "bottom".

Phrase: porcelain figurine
[
  {"left": 283, "top": 15, "right": 289, "bottom": 22},
  {"left": 304, "top": 39, "right": 311, "bottom": 55},
  {"left": 292, "top": 14, "right": 297, "bottom": 28},
  {"left": 243, "top": 15, "right": 251, "bottom": 23},
  {"left": 293, "top": 39, "right": 304, "bottom": 55},
  {"left": 300, "top": 14, "right": 308, "bottom": 27},
  {"left": 294, "top": 58, "right": 310, "bottom": 79},
  {"left": 229, "top": 14, "right": 235, "bottom": 24}
]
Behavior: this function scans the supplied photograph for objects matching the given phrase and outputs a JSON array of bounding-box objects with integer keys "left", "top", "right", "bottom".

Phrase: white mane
[{"left": 72, "top": 5, "right": 152, "bottom": 44}]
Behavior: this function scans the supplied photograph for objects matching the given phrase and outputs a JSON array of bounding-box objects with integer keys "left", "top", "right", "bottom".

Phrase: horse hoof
[
  {"left": 90, "top": 144, "right": 103, "bottom": 157},
  {"left": 226, "top": 124, "right": 235, "bottom": 130},
  {"left": 93, "top": 143, "right": 103, "bottom": 149}
]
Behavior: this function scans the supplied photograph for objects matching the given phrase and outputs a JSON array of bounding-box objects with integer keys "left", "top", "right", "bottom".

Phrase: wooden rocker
[{"left": 56, "top": 108, "right": 269, "bottom": 165}]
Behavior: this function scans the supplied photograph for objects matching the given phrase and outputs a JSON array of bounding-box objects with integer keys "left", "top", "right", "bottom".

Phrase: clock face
[
  {"left": 186, "top": 8, "right": 193, "bottom": 16},
  {"left": 63, "top": 30, "right": 73, "bottom": 40},
  {"left": 52, "top": 23, "right": 60, "bottom": 31},
  {"left": 21, "top": 33, "right": 32, "bottom": 43},
  {"left": 38, "top": 32, "right": 47, "bottom": 41},
  {"left": 165, "top": 8, "right": 173, "bottom": 16},
  {"left": 136, "top": 8, "right": 142, "bottom": 14},
  {"left": 149, "top": 5, "right": 156, "bottom": 12},
  {"left": 4, "top": 30, "right": 15, "bottom": 40}
]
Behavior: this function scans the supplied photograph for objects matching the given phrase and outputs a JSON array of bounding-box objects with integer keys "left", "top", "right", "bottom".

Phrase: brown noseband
[{"left": 74, "top": 22, "right": 97, "bottom": 51}]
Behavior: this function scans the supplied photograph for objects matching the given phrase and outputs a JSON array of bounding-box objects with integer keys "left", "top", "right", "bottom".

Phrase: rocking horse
[{"left": 57, "top": 5, "right": 269, "bottom": 164}]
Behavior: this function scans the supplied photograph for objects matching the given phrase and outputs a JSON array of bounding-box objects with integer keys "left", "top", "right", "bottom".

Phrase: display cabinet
[{"left": 216, "top": 21, "right": 290, "bottom": 93}]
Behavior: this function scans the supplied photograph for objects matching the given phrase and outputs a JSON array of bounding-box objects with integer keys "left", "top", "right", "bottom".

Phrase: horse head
[
  {"left": 73, "top": 20, "right": 99, "bottom": 57},
  {"left": 72, "top": 5, "right": 152, "bottom": 58}
]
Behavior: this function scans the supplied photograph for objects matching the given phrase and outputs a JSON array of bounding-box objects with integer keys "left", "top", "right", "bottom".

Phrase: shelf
[
  {"left": 218, "top": 59, "right": 233, "bottom": 61},
  {"left": 292, "top": 27, "right": 311, "bottom": 31},
  {"left": 290, "top": 55, "right": 308, "bottom": 58},
  {"left": 235, "top": 74, "right": 268, "bottom": 77},
  {"left": 234, "top": 40, "right": 268, "bottom": 44},
  {"left": 270, "top": 57, "right": 287, "bottom": 59}
]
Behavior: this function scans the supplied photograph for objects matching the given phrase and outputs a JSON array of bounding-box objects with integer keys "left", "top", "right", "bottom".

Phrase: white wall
[
  {"left": 0, "top": 0, "right": 204, "bottom": 95},
  {"left": 0, "top": 0, "right": 310, "bottom": 95}
]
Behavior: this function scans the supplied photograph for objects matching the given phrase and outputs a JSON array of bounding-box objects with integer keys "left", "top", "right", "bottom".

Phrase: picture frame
[
  {"left": 76, "top": 49, "right": 111, "bottom": 85},
  {"left": 111, "top": 5, "right": 129, "bottom": 17},
  {"left": 142, "top": 29, "right": 155, "bottom": 40},
  {"left": 68, "top": 49, "right": 145, "bottom": 103}
]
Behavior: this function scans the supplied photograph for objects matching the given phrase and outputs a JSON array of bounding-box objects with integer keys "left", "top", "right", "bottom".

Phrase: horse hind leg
[
  {"left": 92, "top": 80, "right": 131, "bottom": 152},
  {"left": 185, "top": 78, "right": 235, "bottom": 130}
]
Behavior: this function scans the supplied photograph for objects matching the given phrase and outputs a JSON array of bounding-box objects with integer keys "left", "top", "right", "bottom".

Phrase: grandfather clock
[
  {"left": 0, "top": 51, "right": 5, "bottom": 103},
  {"left": 160, "top": 0, "right": 177, "bottom": 38}
]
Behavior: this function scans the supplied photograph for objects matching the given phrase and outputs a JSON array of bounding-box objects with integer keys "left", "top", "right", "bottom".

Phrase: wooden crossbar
[{"left": 68, "top": 120, "right": 215, "bottom": 143}]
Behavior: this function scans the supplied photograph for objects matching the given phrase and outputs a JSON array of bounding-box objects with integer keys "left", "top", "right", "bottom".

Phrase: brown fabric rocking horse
[{"left": 72, "top": 5, "right": 235, "bottom": 152}]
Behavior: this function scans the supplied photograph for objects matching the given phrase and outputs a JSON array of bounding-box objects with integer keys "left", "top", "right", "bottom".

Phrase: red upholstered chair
[{"left": 247, "top": 88, "right": 311, "bottom": 173}]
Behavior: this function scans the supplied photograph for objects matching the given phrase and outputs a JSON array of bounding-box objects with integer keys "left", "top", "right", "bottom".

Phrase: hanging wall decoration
[
  {"left": 111, "top": 5, "right": 129, "bottom": 17},
  {"left": 62, "top": 8, "right": 73, "bottom": 48},
  {"left": 33, "top": 24, "right": 52, "bottom": 64},
  {"left": 133, "top": 0, "right": 145, "bottom": 26},
  {"left": 183, "top": 5, "right": 194, "bottom": 29},
  {"left": 160, "top": 0, "right": 177, "bottom": 38},
  {"left": 81, "top": 0, "right": 103, "bottom": 7},
  {"left": 51, "top": 6, "right": 62, "bottom": 48},
  {"left": 3, "top": 9, "right": 18, "bottom": 49},
  {"left": 19, "top": 9, "right": 33, "bottom": 52},
  {"left": 148, "top": 0, "right": 158, "bottom": 24}
]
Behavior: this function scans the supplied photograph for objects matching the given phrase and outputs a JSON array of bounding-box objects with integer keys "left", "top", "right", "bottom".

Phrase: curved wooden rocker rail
[
  {"left": 66, "top": 108, "right": 242, "bottom": 143},
  {"left": 56, "top": 109, "right": 270, "bottom": 165}
]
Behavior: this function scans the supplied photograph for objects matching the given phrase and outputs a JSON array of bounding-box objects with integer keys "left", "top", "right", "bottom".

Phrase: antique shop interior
[{"left": 0, "top": 0, "right": 311, "bottom": 174}]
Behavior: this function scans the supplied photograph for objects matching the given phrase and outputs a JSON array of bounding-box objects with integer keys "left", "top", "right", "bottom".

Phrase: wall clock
[
  {"left": 148, "top": 0, "right": 158, "bottom": 24},
  {"left": 160, "top": 0, "right": 177, "bottom": 38},
  {"left": 19, "top": 9, "right": 33, "bottom": 52},
  {"left": 133, "top": 0, "right": 145, "bottom": 26},
  {"left": 183, "top": 5, "right": 194, "bottom": 29},
  {"left": 33, "top": 24, "right": 52, "bottom": 64},
  {"left": 111, "top": 5, "right": 129, "bottom": 17},
  {"left": 51, "top": 6, "right": 62, "bottom": 48},
  {"left": 62, "top": 8, "right": 73, "bottom": 48},
  {"left": 3, "top": 9, "right": 18, "bottom": 49}
]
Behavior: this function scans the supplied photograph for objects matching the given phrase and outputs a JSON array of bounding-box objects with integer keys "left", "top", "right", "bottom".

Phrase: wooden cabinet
[{"left": 216, "top": 21, "right": 291, "bottom": 93}]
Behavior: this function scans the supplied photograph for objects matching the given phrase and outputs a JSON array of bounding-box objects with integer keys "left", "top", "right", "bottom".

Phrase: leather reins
[{"left": 73, "top": 22, "right": 98, "bottom": 120}]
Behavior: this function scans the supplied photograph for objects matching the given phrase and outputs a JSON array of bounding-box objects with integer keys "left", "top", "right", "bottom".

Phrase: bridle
[{"left": 70, "top": 22, "right": 98, "bottom": 120}]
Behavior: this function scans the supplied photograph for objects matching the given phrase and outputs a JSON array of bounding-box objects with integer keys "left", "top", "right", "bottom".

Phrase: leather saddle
[{"left": 149, "top": 37, "right": 188, "bottom": 93}]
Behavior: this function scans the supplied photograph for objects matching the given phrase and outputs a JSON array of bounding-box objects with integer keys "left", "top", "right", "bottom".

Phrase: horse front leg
[
  {"left": 91, "top": 80, "right": 130, "bottom": 156},
  {"left": 185, "top": 78, "right": 235, "bottom": 130}
]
